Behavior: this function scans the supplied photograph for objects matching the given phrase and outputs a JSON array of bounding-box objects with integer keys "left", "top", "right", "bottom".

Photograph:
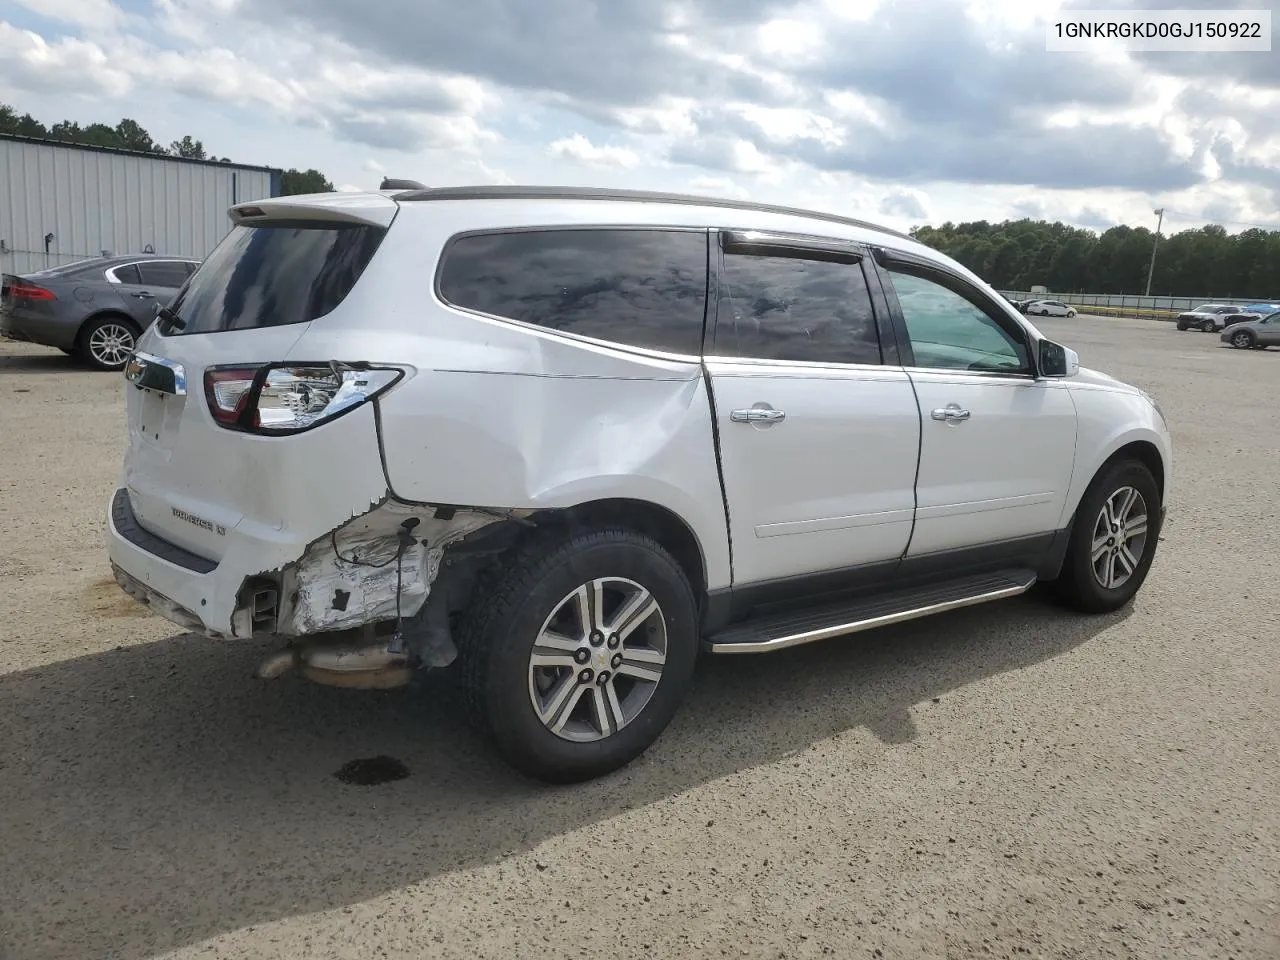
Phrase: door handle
[
  {"left": 730, "top": 406, "right": 786, "bottom": 424},
  {"left": 931, "top": 403, "right": 971, "bottom": 422},
  {"left": 131, "top": 291, "right": 155, "bottom": 299}
]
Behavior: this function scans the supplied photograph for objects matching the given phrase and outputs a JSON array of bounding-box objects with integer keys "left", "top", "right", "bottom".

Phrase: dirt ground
[{"left": 1, "top": 316, "right": 1277, "bottom": 960}]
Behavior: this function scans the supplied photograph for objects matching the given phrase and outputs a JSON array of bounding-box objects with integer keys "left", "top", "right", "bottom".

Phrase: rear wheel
[
  {"left": 77, "top": 315, "right": 139, "bottom": 371},
  {"left": 457, "top": 527, "right": 699, "bottom": 783},
  {"left": 1231, "top": 330, "right": 1256, "bottom": 349},
  {"left": 1052, "top": 459, "right": 1161, "bottom": 614},
  {"left": 1200, "top": 319, "right": 1217, "bottom": 333}
]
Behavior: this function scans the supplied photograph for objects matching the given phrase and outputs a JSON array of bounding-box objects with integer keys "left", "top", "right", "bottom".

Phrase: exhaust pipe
[{"left": 257, "top": 627, "right": 414, "bottom": 689}]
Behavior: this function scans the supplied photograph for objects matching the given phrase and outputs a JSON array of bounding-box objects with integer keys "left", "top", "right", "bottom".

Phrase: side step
[{"left": 706, "top": 569, "right": 1037, "bottom": 654}]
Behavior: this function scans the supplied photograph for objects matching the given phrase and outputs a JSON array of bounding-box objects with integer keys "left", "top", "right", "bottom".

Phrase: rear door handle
[
  {"left": 730, "top": 406, "right": 786, "bottom": 424},
  {"left": 131, "top": 291, "right": 155, "bottom": 299},
  {"left": 931, "top": 403, "right": 971, "bottom": 422}
]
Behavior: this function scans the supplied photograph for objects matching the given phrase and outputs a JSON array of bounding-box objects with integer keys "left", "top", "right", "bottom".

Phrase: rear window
[
  {"left": 164, "top": 222, "right": 386, "bottom": 335},
  {"left": 437, "top": 229, "right": 708, "bottom": 356}
]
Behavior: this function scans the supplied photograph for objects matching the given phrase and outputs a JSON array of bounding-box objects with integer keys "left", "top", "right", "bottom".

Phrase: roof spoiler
[{"left": 380, "top": 178, "right": 427, "bottom": 190}]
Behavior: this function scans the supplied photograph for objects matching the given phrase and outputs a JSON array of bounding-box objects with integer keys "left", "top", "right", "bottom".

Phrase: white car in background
[
  {"left": 106, "top": 185, "right": 1172, "bottom": 783},
  {"left": 1026, "top": 300, "right": 1077, "bottom": 318}
]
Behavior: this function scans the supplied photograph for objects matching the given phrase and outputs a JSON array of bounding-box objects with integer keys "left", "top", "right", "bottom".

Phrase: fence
[{"left": 999, "top": 289, "right": 1280, "bottom": 321}]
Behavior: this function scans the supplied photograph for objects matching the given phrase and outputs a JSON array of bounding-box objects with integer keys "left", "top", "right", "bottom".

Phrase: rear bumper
[
  {"left": 0, "top": 304, "right": 80, "bottom": 349},
  {"left": 106, "top": 486, "right": 278, "bottom": 639}
]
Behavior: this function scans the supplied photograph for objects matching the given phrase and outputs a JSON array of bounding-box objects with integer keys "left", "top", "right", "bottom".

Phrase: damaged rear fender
[{"left": 269, "top": 500, "right": 530, "bottom": 637}]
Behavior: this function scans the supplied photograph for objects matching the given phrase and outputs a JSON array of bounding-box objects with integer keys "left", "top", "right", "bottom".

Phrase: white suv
[{"left": 108, "top": 186, "right": 1172, "bottom": 783}]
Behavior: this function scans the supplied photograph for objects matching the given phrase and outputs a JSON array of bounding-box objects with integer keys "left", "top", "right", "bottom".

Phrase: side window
[
  {"left": 138, "top": 261, "right": 192, "bottom": 288},
  {"left": 438, "top": 229, "right": 707, "bottom": 356},
  {"left": 714, "top": 252, "right": 882, "bottom": 365},
  {"left": 110, "top": 264, "right": 142, "bottom": 285},
  {"left": 886, "top": 267, "right": 1030, "bottom": 373}
]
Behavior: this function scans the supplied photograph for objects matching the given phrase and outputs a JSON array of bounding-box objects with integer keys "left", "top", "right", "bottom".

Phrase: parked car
[
  {"left": 1025, "top": 299, "right": 1077, "bottom": 318},
  {"left": 0, "top": 254, "right": 200, "bottom": 370},
  {"left": 107, "top": 186, "right": 1172, "bottom": 783},
  {"left": 1174, "top": 303, "right": 1258, "bottom": 333},
  {"left": 1241, "top": 302, "right": 1280, "bottom": 315},
  {"left": 1220, "top": 311, "right": 1280, "bottom": 349}
]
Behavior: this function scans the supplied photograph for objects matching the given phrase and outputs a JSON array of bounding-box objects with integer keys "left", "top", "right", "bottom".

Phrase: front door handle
[
  {"left": 730, "top": 406, "right": 786, "bottom": 424},
  {"left": 931, "top": 403, "right": 971, "bottom": 423},
  {"left": 131, "top": 291, "right": 155, "bottom": 299}
]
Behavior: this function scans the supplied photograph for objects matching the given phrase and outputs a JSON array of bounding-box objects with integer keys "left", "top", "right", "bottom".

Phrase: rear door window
[
  {"left": 437, "top": 229, "right": 708, "bottom": 356},
  {"left": 164, "top": 222, "right": 386, "bottom": 335},
  {"left": 713, "top": 250, "right": 883, "bottom": 365},
  {"left": 138, "top": 261, "right": 193, "bottom": 289},
  {"left": 110, "top": 264, "right": 142, "bottom": 285}
]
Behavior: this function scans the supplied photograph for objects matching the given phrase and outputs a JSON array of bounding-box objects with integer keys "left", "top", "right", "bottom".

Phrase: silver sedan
[{"left": 1220, "top": 312, "right": 1280, "bottom": 350}]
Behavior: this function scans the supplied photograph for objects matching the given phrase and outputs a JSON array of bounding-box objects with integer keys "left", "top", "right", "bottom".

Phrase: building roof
[{"left": 0, "top": 132, "right": 282, "bottom": 174}]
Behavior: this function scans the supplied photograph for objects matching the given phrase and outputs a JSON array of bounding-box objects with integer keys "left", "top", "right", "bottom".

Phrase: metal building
[{"left": 0, "top": 134, "right": 283, "bottom": 276}]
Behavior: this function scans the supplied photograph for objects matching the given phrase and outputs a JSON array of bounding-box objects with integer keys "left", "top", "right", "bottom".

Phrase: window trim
[
  {"left": 106, "top": 259, "right": 199, "bottom": 286},
  {"left": 432, "top": 224, "right": 712, "bottom": 363},
  {"left": 710, "top": 230, "right": 890, "bottom": 370},
  {"left": 870, "top": 245, "right": 1039, "bottom": 379}
]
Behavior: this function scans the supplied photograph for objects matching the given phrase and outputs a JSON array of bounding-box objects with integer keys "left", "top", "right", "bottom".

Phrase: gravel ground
[{"left": 1, "top": 316, "right": 1277, "bottom": 960}]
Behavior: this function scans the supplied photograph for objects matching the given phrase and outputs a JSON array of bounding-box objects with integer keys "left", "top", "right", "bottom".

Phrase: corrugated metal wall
[{"left": 0, "top": 138, "right": 278, "bottom": 275}]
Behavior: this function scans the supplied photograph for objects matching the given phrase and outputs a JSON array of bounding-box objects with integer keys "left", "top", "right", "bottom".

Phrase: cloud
[
  {"left": 10, "top": 0, "right": 123, "bottom": 31},
  {"left": 878, "top": 187, "right": 928, "bottom": 220},
  {"left": 548, "top": 134, "right": 641, "bottom": 168},
  {"left": 2, "top": 0, "right": 1279, "bottom": 232}
]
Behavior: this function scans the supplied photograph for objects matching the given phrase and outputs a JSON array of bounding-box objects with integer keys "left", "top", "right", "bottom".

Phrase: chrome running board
[{"left": 706, "top": 569, "right": 1037, "bottom": 654}]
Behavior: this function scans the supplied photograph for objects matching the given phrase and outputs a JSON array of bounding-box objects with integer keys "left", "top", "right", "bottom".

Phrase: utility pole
[{"left": 1144, "top": 207, "right": 1164, "bottom": 297}]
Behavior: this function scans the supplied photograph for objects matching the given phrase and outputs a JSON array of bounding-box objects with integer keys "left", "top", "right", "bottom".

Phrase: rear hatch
[{"left": 120, "top": 193, "right": 399, "bottom": 561}]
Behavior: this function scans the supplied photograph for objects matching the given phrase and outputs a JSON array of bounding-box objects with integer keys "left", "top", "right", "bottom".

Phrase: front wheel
[
  {"left": 1052, "top": 459, "right": 1162, "bottom": 614},
  {"left": 77, "top": 315, "right": 139, "bottom": 371},
  {"left": 457, "top": 527, "right": 699, "bottom": 783},
  {"left": 1232, "top": 330, "right": 1255, "bottom": 349}
]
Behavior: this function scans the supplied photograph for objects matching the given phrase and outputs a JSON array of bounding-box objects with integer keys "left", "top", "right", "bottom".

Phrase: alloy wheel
[
  {"left": 1233, "top": 332, "right": 1252, "bottom": 348},
  {"left": 527, "top": 577, "right": 667, "bottom": 743},
  {"left": 1090, "top": 486, "right": 1149, "bottom": 590},
  {"left": 88, "top": 323, "right": 135, "bottom": 368}
]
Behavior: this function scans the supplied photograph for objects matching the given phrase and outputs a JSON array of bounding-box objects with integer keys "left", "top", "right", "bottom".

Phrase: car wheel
[
  {"left": 1231, "top": 330, "right": 1255, "bottom": 349},
  {"left": 1052, "top": 459, "right": 1161, "bottom": 614},
  {"left": 1067, "top": 310, "right": 1077, "bottom": 317},
  {"left": 77, "top": 315, "right": 139, "bottom": 371},
  {"left": 1176, "top": 322, "right": 1187, "bottom": 331},
  {"left": 457, "top": 527, "right": 699, "bottom": 783},
  {"left": 1200, "top": 320, "right": 1217, "bottom": 333}
]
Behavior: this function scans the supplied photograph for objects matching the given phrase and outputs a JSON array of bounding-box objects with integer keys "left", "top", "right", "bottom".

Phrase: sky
[{"left": 1, "top": 0, "right": 1278, "bottom": 235}]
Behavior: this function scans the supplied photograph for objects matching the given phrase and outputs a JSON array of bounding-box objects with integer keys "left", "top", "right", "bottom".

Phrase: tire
[
  {"left": 1176, "top": 322, "right": 1188, "bottom": 331},
  {"left": 77, "top": 315, "right": 139, "bottom": 371},
  {"left": 1052, "top": 459, "right": 1162, "bottom": 614},
  {"left": 1200, "top": 320, "right": 1217, "bottom": 333},
  {"left": 456, "top": 527, "right": 699, "bottom": 784},
  {"left": 1231, "top": 330, "right": 1255, "bottom": 349}
]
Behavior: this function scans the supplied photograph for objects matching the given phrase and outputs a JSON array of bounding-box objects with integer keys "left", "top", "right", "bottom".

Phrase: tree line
[
  {"left": 0, "top": 103, "right": 333, "bottom": 196},
  {"left": 910, "top": 218, "right": 1280, "bottom": 299}
]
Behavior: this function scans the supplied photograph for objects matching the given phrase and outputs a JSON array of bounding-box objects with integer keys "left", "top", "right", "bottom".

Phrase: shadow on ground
[
  {"left": 0, "top": 351, "right": 87, "bottom": 374},
  {"left": 0, "top": 595, "right": 1125, "bottom": 959}
]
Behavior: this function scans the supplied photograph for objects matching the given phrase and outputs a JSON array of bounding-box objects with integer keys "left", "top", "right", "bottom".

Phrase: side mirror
[{"left": 1038, "top": 339, "right": 1079, "bottom": 378}]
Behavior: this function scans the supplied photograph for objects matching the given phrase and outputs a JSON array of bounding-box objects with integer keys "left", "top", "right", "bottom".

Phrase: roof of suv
[{"left": 387, "top": 184, "right": 914, "bottom": 242}]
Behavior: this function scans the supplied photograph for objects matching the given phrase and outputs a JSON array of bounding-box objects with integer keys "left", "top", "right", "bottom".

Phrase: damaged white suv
[{"left": 108, "top": 185, "right": 1172, "bottom": 783}]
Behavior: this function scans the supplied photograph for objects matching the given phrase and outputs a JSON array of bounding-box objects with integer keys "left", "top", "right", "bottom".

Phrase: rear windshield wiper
[{"left": 156, "top": 304, "right": 186, "bottom": 333}]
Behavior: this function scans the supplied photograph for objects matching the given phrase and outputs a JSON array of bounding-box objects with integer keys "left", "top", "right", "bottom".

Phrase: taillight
[
  {"left": 8, "top": 282, "right": 56, "bottom": 301},
  {"left": 204, "top": 368, "right": 259, "bottom": 425},
  {"left": 203, "top": 363, "right": 404, "bottom": 434}
]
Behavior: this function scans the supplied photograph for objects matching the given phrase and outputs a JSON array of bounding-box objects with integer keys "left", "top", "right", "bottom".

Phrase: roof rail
[
  {"left": 388, "top": 184, "right": 911, "bottom": 240},
  {"left": 380, "top": 177, "right": 428, "bottom": 190}
]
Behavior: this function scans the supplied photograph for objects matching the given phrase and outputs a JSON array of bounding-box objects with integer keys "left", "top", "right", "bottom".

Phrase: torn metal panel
[{"left": 273, "top": 500, "right": 528, "bottom": 637}]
